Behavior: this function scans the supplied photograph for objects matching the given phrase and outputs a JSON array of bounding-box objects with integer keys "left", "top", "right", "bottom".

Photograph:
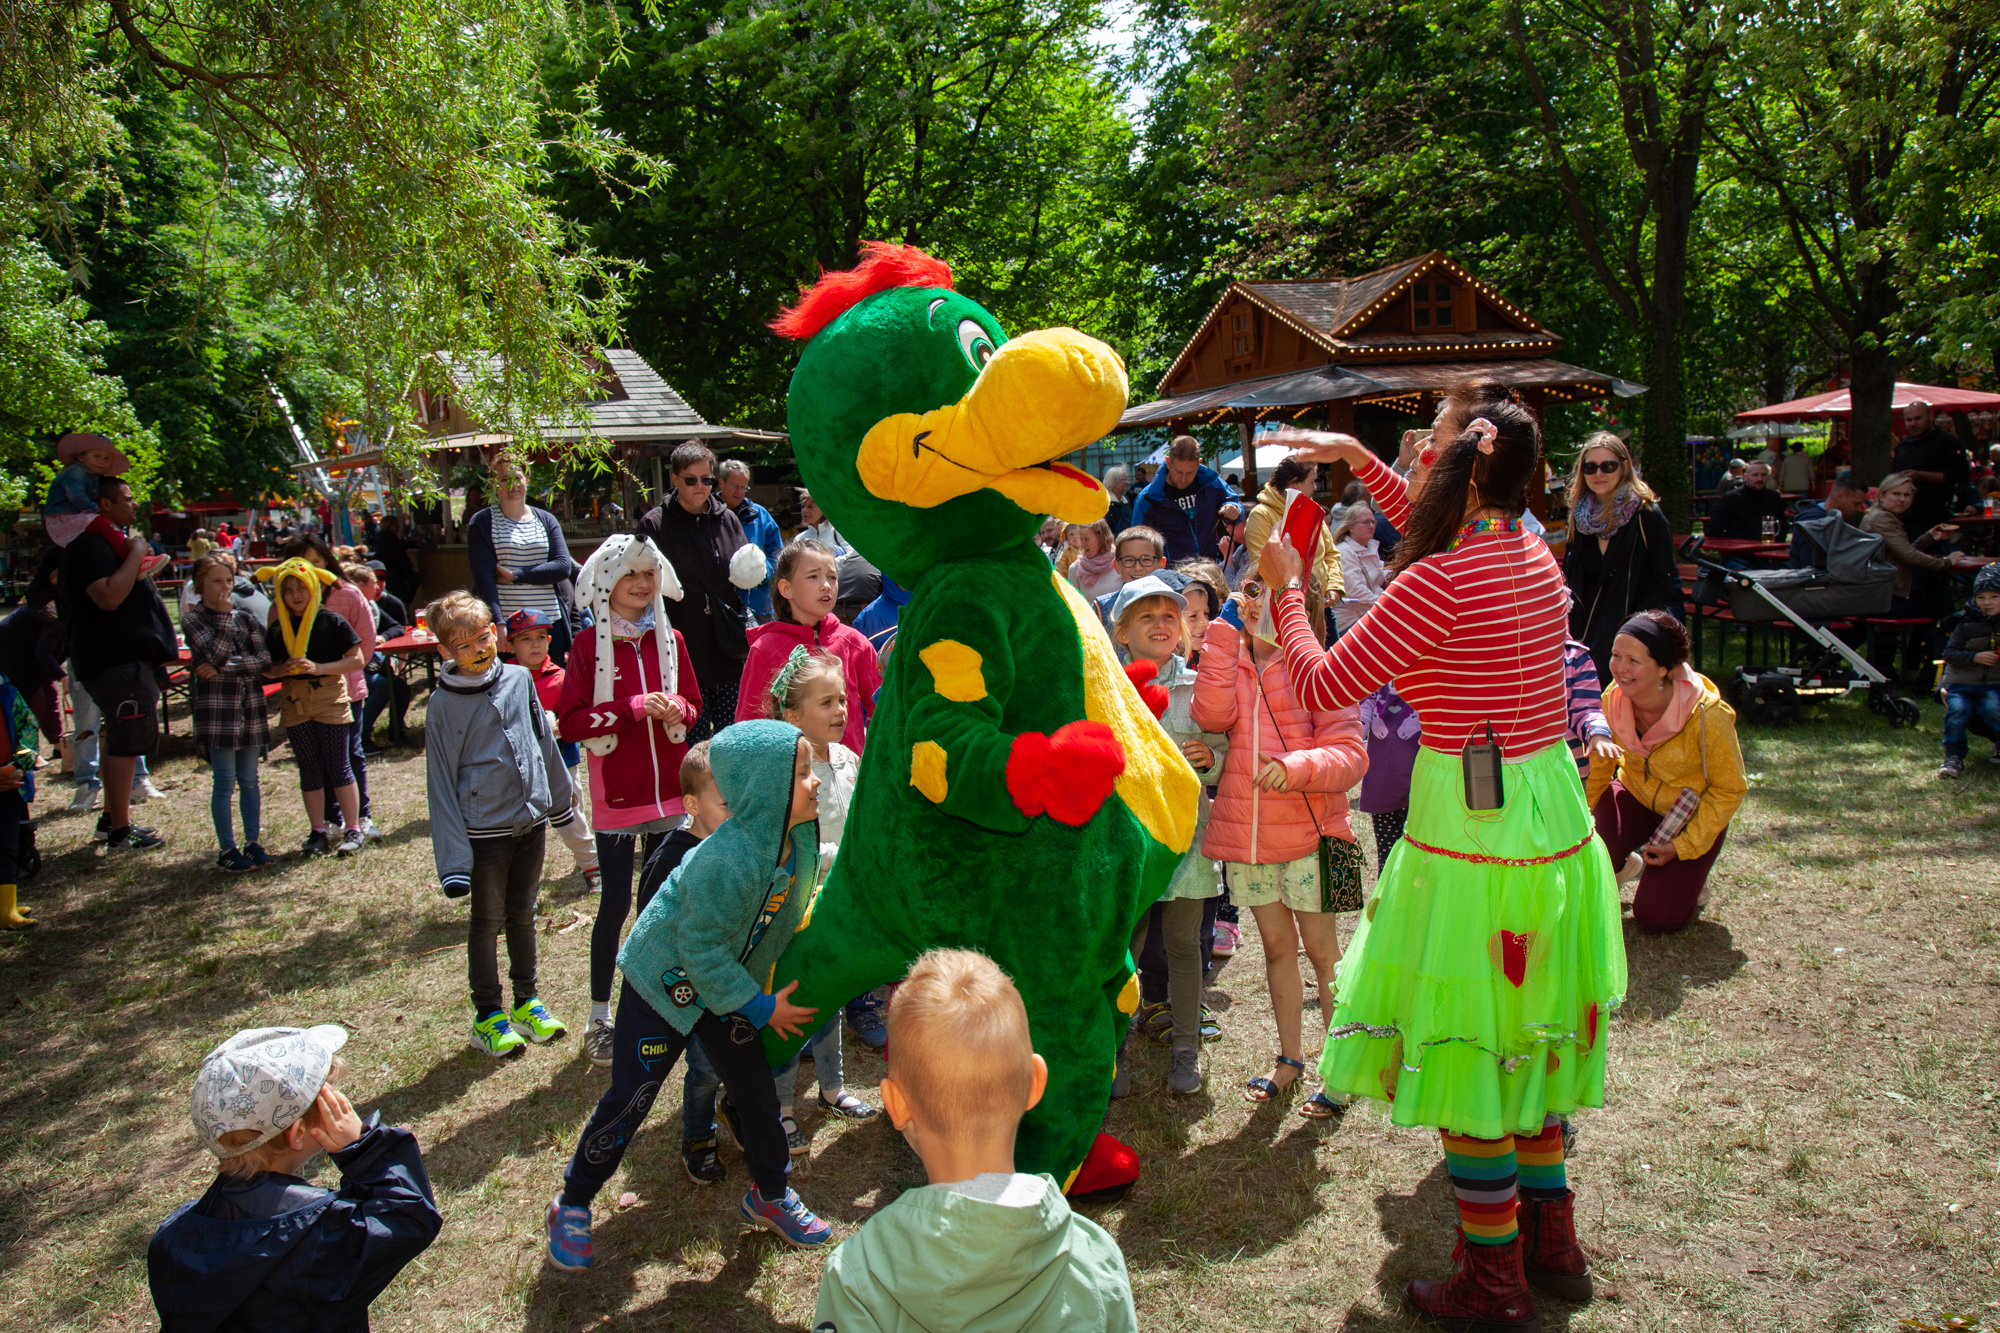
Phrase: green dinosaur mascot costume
[{"left": 764, "top": 243, "right": 1199, "bottom": 1194}]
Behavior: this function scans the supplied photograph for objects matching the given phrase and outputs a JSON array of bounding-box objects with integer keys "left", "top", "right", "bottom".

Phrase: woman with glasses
[
  {"left": 1562, "top": 432, "right": 1681, "bottom": 685},
  {"left": 635, "top": 443, "right": 764, "bottom": 739}
]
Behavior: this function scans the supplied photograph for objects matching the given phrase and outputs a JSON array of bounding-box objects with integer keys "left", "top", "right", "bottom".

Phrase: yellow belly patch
[
  {"left": 1117, "top": 972, "right": 1139, "bottom": 1015},
  {"left": 919, "top": 640, "right": 988, "bottom": 703},
  {"left": 1052, "top": 573, "right": 1197, "bottom": 853},
  {"left": 910, "top": 740, "right": 949, "bottom": 804}
]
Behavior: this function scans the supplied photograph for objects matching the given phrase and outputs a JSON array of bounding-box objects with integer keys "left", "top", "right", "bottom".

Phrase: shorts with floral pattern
[{"left": 1222, "top": 853, "right": 1324, "bottom": 913}]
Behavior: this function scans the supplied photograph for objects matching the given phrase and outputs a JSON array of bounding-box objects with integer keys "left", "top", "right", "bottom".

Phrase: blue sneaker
[
  {"left": 740, "top": 1184, "right": 831, "bottom": 1248},
  {"left": 844, "top": 992, "right": 887, "bottom": 1052},
  {"left": 545, "top": 1196, "right": 593, "bottom": 1271}
]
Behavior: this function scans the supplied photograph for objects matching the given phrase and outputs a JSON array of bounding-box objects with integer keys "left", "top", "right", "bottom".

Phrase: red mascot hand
[
  {"left": 1006, "top": 721, "right": 1125, "bottom": 826},
  {"left": 1123, "top": 659, "right": 1169, "bottom": 720}
]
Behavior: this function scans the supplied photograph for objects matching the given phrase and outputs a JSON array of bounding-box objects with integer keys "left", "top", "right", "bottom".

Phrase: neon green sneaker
[
  {"left": 510, "top": 997, "right": 569, "bottom": 1044},
  {"left": 470, "top": 1011, "right": 527, "bottom": 1058}
]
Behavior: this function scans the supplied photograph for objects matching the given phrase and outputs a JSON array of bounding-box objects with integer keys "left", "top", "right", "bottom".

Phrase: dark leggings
[
  {"left": 590, "top": 829, "right": 664, "bottom": 1004},
  {"left": 0, "top": 791, "right": 25, "bottom": 882},
  {"left": 561, "top": 982, "right": 790, "bottom": 1205},
  {"left": 288, "top": 719, "right": 353, "bottom": 793},
  {"left": 348, "top": 704, "right": 370, "bottom": 819},
  {"left": 1370, "top": 807, "right": 1408, "bottom": 873}
]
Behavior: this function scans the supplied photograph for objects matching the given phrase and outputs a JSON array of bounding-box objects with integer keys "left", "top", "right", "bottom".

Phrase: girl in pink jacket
[
  {"left": 734, "top": 538, "right": 881, "bottom": 752},
  {"left": 1192, "top": 581, "right": 1367, "bottom": 1120}
]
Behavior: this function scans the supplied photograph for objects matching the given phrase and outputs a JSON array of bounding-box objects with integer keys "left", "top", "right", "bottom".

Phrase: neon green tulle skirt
[{"left": 1320, "top": 742, "right": 1627, "bottom": 1139}]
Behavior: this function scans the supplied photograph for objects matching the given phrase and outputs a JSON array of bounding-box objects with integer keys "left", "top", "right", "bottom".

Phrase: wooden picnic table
[
  {"left": 376, "top": 631, "right": 443, "bottom": 689},
  {"left": 1696, "top": 537, "right": 1791, "bottom": 561}
]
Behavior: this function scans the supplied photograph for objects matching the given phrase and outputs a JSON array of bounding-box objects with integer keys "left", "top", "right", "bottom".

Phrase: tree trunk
[
  {"left": 1848, "top": 337, "right": 1897, "bottom": 483},
  {"left": 1641, "top": 313, "right": 1690, "bottom": 530}
]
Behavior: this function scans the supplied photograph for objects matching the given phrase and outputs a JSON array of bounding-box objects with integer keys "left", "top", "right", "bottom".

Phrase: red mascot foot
[
  {"left": 1065, "top": 1132, "right": 1141, "bottom": 1204},
  {"left": 1006, "top": 721, "right": 1123, "bottom": 826},
  {"left": 1123, "top": 659, "right": 1169, "bottom": 719}
]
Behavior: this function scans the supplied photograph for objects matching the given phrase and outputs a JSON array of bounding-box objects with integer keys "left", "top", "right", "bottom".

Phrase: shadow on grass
[
  {"left": 1619, "top": 918, "right": 1748, "bottom": 1021},
  {"left": 525, "top": 1228, "right": 815, "bottom": 1333}
]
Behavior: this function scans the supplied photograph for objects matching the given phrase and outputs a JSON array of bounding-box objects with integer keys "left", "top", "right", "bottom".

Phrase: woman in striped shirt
[
  {"left": 472, "top": 461, "right": 579, "bottom": 663},
  {"left": 1258, "top": 380, "right": 1627, "bottom": 1329}
]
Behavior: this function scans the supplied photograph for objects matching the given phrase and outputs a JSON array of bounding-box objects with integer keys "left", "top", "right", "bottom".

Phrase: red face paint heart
[{"left": 1487, "top": 930, "right": 1535, "bottom": 987}]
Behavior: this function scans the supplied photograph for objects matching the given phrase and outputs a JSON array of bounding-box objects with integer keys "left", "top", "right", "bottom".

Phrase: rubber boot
[
  {"left": 1, "top": 883, "right": 34, "bottom": 930},
  {"left": 1405, "top": 1231, "right": 1542, "bottom": 1331},
  {"left": 1518, "top": 1191, "right": 1593, "bottom": 1302}
]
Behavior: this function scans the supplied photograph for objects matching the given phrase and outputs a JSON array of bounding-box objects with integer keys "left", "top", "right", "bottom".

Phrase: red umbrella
[{"left": 1735, "top": 381, "right": 2000, "bottom": 423}]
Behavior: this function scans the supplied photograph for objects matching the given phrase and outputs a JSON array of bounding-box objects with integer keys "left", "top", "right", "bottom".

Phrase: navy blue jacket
[
  {"left": 149, "top": 1119, "right": 441, "bottom": 1333},
  {"left": 1130, "top": 464, "right": 1231, "bottom": 562}
]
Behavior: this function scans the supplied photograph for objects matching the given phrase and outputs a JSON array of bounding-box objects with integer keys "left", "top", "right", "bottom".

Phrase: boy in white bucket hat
[{"left": 148, "top": 1025, "right": 441, "bottom": 1332}]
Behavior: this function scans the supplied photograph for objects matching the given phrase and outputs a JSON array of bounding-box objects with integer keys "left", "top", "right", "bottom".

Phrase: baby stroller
[{"left": 1683, "top": 513, "right": 1919, "bottom": 728}]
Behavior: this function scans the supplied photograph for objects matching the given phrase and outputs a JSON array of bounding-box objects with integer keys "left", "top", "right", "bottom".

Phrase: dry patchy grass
[{"left": 3, "top": 691, "right": 1999, "bottom": 1331}]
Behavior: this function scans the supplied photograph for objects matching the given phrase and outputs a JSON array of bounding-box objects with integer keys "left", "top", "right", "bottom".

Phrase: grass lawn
[{"left": 3, "top": 684, "right": 1998, "bottom": 1332}]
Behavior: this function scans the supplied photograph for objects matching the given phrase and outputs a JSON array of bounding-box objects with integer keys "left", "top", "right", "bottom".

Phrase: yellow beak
[{"left": 854, "top": 327, "right": 1128, "bottom": 524}]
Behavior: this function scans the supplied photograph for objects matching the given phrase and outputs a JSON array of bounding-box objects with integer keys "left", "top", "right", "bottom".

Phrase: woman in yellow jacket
[
  {"left": 1243, "top": 456, "right": 1341, "bottom": 635},
  {"left": 1586, "top": 610, "right": 1747, "bottom": 933}
]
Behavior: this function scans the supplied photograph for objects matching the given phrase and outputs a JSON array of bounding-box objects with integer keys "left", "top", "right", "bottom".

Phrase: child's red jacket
[{"left": 557, "top": 627, "right": 701, "bottom": 830}]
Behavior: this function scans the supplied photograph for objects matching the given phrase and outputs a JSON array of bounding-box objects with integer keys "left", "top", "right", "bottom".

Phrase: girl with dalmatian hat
[{"left": 556, "top": 534, "right": 703, "bottom": 1069}]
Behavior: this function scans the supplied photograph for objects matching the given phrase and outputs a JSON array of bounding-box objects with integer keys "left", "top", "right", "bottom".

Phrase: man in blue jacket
[
  {"left": 719, "top": 460, "right": 783, "bottom": 622},
  {"left": 1129, "top": 436, "right": 1241, "bottom": 562}
]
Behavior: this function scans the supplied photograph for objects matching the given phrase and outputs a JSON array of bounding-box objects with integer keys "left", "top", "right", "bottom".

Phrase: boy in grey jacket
[
  {"left": 424, "top": 591, "right": 578, "bottom": 1057},
  {"left": 1939, "top": 564, "right": 2000, "bottom": 779}
]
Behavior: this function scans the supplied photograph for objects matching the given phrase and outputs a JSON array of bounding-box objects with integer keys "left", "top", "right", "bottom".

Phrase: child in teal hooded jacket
[{"left": 546, "top": 720, "right": 837, "bottom": 1268}]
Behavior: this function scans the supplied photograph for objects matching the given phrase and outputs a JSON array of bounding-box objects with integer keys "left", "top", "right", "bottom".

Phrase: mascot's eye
[{"left": 957, "top": 319, "right": 996, "bottom": 372}]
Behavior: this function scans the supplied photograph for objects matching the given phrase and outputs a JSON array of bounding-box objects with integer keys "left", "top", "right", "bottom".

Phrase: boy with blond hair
[
  {"left": 811, "top": 949, "right": 1137, "bottom": 1332},
  {"left": 148, "top": 1025, "right": 441, "bottom": 1331},
  {"left": 425, "top": 590, "right": 579, "bottom": 1057}
]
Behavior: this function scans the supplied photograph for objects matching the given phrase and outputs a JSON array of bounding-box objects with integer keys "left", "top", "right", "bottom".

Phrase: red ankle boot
[
  {"left": 1405, "top": 1231, "right": 1542, "bottom": 1331},
  {"left": 1518, "top": 1191, "right": 1593, "bottom": 1302}
]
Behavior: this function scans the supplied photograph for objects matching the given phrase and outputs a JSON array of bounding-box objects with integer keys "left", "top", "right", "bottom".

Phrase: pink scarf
[
  {"left": 1072, "top": 549, "right": 1116, "bottom": 585},
  {"left": 1605, "top": 664, "right": 1699, "bottom": 758}
]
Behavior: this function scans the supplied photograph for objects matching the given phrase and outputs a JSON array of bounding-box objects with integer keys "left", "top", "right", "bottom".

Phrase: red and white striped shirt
[{"left": 1276, "top": 452, "right": 1569, "bottom": 755}]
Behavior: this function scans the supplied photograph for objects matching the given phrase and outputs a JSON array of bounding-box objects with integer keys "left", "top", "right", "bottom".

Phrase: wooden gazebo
[{"left": 1116, "top": 252, "right": 1643, "bottom": 495}]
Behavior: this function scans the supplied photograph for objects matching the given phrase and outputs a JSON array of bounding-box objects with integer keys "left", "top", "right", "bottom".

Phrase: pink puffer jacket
[{"left": 1191, "top": 620, "right": 1366, "bottom": 864}]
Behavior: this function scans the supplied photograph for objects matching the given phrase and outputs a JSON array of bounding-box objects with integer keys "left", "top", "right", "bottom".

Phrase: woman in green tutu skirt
[{"left": 1259, "top": 379, "right": 1626, "bottom": 1332}]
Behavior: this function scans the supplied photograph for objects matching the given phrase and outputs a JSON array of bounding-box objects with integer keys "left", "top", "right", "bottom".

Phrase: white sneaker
[
  {"left": 359, "top": 817, "right": 384, "bottom": 840},
  {"left": 335, "top": 828, "right": 365, "bottom": 857},
  {"left": 132, "top": 776, "right": 165, "bottom": 802},
  {"left": 69, "top": 783, "right": 101, "bottom": 812}
]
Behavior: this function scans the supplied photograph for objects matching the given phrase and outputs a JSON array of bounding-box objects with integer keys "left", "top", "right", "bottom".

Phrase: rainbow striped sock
[
  {"left": 1516, "top": 1114, "right": 1568, "bottom": 1202},
  {"left": 1441, "top": 1131, "right": 1518, "bottom": 1245}
]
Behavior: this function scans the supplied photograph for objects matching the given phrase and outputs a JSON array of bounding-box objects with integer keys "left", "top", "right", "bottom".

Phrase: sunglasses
[
  {"left": 1579, "top": 460, "right": 1622, "bottom": 476},
  {"left": 678, "top": 474, "right": 715, "bottom": 487}
]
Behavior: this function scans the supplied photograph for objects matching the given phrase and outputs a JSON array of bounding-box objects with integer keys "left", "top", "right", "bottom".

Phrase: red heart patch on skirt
[{"left": 1487, "top": 930, "right": 1535, "bottom": 987}]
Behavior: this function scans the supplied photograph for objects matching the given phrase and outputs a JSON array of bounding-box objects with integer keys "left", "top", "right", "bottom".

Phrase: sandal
[
  {"left": 817, "top": 1090, "right": 880, "bottom": 1121},
  {"left": 1244, "top": 1055, "right": 1305, "bottom": 1103},
  {"left": 1298, "top": 1090, "right": 1348, "bottom": 1121}
]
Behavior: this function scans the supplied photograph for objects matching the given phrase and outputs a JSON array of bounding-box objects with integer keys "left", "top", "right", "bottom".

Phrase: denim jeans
[
  {"left": 208, "top": 746, "right": 262, "bottom": 851},
  {"left": 1943, "top": 684, "right": 2000, "bottom": 759},
  {"left": 67, "top": 670, "right": 149, "bottom": 788},
  {"left": 362, "top": 671, "right": 410, "bottom": 741}
]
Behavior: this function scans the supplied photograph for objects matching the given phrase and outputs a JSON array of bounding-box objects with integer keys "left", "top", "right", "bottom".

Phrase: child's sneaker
[
  {"left": 1940, "top": 755, "right": 1966, "bottom": 780},
  {"left": 243, "top": 842, "right": 274, "bottom": 868},
  {"left": 682, "top": 1137, "right": 725, "bottom": 1184},
  {"left": 715, "top": 1097, "right": 744, "bottom": 1153},
  {"left": 782, "top": 1113, "right": 810, "bottom": 1157},
  {"left": 1211, "top": 919, "right": 1240, "bottom": 958},
  {"left": 740, "top": 1185, "right": 831, "bottom": 1248},
  {"left": 101, "top": 824, "right": 164, "bottom": 853},
  {"left": 1167, "top": 1044, "right": 1203, "bottom": 1095},
  {"left": 585, "top": 1016, "right": 615, "bottom": 1068},
  {"left": 301, "top": 829, "right": 332, "bottom": 857},
  {"left": 470, "top": 1011, "right": 527, "bottom": 1058},
  {"left": 581, "top": 866, "right": 602, "bottom": 894},
  {"left": 510, "top": 997, "right": 568, "bottom": 1044},
  {"left": 358, "top": 816, "right": 384, "bottom": 840},
  {"left": 844, "top": 992, "right": 888, "bottom": 1051},
  {"left": 216, "top": 848, "right": 256, "bottom": 873},
  {"left": 335, "top": 827, "right": 365, "bottom": 857},
  {"left": 544, "top": 1197, "right": 593, "bottom": 1271}
]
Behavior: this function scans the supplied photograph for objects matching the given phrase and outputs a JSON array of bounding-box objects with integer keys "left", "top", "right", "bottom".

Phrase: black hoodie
[{"left": 148, "top": 1119, "right": 440, "bottom": 1333}]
